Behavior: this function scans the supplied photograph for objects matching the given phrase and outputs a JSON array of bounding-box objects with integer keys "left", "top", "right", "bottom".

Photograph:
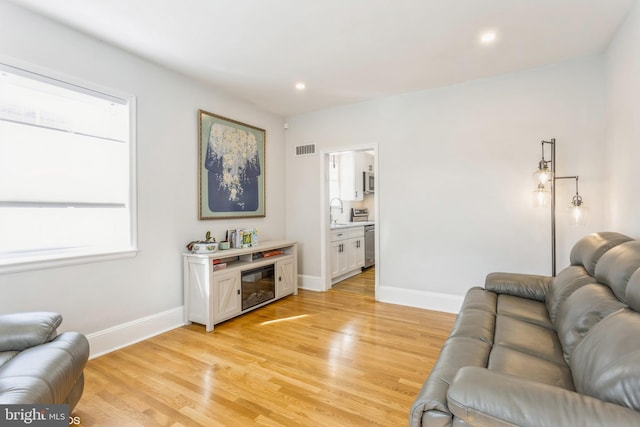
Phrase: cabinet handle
[
  {"left": 237, "top": 289, "right": 240, "bottom": 295},
  {"left": 279, "top": 276, "right": 282, "bottom": 282}
]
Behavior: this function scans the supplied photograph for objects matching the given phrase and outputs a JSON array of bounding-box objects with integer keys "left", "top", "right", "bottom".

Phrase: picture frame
[{"left": 198, "top": 110, "right": 266, "bottom": 219}]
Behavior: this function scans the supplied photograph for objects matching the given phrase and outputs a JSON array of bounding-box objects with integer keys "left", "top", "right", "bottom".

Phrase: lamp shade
[
  {"left": 569, "top": 194, "right": 586, "bottom": 225},
  {"left": 533, "top": 164, "right": 553, "bottom": 187},
  {"left": 533, "top": 184, "right": 551, "bottom": 207}
]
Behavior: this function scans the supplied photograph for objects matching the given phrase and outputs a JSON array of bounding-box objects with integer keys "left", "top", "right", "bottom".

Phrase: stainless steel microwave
[{"left": 363, "top": 172, "right": 374, "bottom": 194}]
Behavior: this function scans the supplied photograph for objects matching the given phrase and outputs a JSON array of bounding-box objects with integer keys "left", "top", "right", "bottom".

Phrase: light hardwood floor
[
  {"left": 74, "top": 286, "right": 455, "bottom": 426},
  {"left": 331, "top": 267, "right": 375, "bottom": 296}
]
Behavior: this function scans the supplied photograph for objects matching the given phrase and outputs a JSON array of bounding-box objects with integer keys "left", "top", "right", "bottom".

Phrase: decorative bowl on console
[
  {"left": 186, "top": 231, "right": 218, "bottom": 253},
  {"left": 190, "top": 242, "right": 218, "bottom": 253}
]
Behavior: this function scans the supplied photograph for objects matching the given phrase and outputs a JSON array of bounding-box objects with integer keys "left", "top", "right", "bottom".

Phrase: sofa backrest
[
  {"left": 569, "top": 231, "right": 633, "bottom": 276},
  {"left": 546, "top": 266, "right": 594, "bottom": 324},
  {"left": 555, "top": 283, "right": 626, "bottom": 363},
  {"left": 549, "top": 233, "right": 640, "bottom": 366},
  {"left": 559, "top": 237, "right": 640, "bottom": 410},
  {"left": 626, "top": 269, "right": 640, "bottom": 311},
  {"left": 546, "top": 232, "right": 632, "bottom": 324},
  {"left": 594, "top": 240, "right": 640, "bottom": 309},
  {"left": 570, "top": 309, "right": 640, "bottom": 411}
]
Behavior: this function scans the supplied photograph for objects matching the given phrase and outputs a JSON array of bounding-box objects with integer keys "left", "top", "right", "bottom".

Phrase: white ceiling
[{"left": 9, "top": 0, "right": 635, "bottom": 117}]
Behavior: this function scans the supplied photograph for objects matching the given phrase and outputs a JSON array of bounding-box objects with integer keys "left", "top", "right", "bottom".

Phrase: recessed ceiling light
[
  {"left": 295, "top": 82, "right": 306, "bottom": 90},
  {"left": 480, "top": 31, "right": 497, "bottom": 44}
]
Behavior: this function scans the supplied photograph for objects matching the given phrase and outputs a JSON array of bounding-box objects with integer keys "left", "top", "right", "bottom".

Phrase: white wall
[
  {"left": 286, "top": 56, "right": 607, "bottom": 309},
  {"left": 605, "top": 0, "right": 640, "bottom": 236},
  {"left": 0, "top": 1, "right": 286, "bottom": 352}
]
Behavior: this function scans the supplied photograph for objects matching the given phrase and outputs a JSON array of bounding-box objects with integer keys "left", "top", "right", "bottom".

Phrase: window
[{"left": 0, "top": 62, "right": 137, "bottom": 272}]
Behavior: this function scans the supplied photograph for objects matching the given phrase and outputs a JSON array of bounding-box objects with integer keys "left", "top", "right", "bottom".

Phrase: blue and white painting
[{"left": 199, "top": 111, "right": 265, "bottom": 219}]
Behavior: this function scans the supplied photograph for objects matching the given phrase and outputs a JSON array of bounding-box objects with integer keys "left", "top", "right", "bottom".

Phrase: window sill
[{"left": 0, "top": 248, "right": 139, "bottom": 274}]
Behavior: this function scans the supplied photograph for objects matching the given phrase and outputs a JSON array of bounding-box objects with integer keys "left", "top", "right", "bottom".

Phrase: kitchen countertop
[{"left": 330, "top": 221, "right": 375, "bottom": 229}]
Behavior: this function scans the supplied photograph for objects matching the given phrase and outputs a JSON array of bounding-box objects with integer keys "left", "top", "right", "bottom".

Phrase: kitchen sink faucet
[{"left": 329, "top": 198, "right": 343, "bottom": 224}]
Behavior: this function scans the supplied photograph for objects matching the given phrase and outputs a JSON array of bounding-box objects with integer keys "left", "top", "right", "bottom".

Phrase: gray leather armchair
[
  {"left": 410, "top": 232, "right": 640, "bottom": 426},
  {"left": 0, "top": 312, "right": 89, "bottom": 411}
]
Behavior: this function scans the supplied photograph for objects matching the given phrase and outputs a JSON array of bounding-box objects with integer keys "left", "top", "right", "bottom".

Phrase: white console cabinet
[{"left": 183, "top": 240, "right": 297, "bottom": 332}]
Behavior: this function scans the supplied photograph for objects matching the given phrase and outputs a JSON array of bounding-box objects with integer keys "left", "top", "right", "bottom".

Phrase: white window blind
[{"left": 0, "top": 62, "right": 136, "bottom": 271}]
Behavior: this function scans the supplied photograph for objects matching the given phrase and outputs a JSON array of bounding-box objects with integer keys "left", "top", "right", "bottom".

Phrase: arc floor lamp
[{"left": 533, "top": 138, "right": 585, "bottom": 276}]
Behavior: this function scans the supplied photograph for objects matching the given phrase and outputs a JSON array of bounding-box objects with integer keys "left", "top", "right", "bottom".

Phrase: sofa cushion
[
  {"left": 570, "top": 232, "right": 632, "bottom": 276},
  {"left": 555, "top": 284, "right": 626, "bottom": 364},
  {"left": 546, "top": 265, "right": 595, "bottom": 325},
  {"left": 595, "top": 240, "right": 640, "bottom": 304},
  {"left": 571, "top": 309, "right": 640, "bottom": 411},
  {"left": 494, "top": 316, "right": 565, "bottom": 364},
  {"left": 0, "top": 312, "right": 62, "bottom": 352},
  {"left": 488, "top": 345, "right": 574, "bottom": 390},
  {"left": 447, "top": 367, "right": 640, "bottom": 427},
  {"left": 496, "top": 294, "right": 552, "bottom": 329}
]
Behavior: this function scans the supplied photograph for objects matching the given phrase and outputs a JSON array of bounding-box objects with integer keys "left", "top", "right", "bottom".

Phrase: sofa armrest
[
  {"left": 447, "top": 367, "right": 640, "bottom": 427},
  {"left": 0, "top": 312, "right": 62, "bottom": 352},
  {"left": 0, "top": 332, "right": 89, "bottom": 407},
  {"left": 485, "top": 272, "right": 552, "bottom": 302}
]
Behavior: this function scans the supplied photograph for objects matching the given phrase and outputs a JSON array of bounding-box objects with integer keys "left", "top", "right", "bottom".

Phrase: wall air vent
[{"left": 295, "top": 144, "right": 316, "bottom": 156}]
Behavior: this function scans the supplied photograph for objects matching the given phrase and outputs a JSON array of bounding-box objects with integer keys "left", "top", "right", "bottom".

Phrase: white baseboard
[
  {"left": 86, "top": 307, "right": 184, "bottom": 359},
  {"left": 298, "top": 274, "right": 463, "bottom": 313},
  {"left": 376, "top": 286, "right": 464, "bottom": 314},
  {"left": 298, "top": 274, "right": 323, "bottom": 291}
]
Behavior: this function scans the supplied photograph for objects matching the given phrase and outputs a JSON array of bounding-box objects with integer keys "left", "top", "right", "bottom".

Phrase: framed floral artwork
[{"left": 198, "top": 110, "right": 266, "bottom": 219}]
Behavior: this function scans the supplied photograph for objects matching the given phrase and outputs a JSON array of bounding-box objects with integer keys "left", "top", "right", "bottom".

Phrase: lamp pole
[
  {"left": 540, "top": 138, "right": 580, "bottom": 277},
  {"left": 546, "top": 139, "right": 557, "bottom": 277}
]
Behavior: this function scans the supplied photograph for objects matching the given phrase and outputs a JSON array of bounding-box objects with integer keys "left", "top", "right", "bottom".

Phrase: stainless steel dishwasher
[
  {"left": 351, "top": 208, "right": 375, "bottom": 269},
  {"left": 364, "top": 224, "right": 375, "bottom": 268}
]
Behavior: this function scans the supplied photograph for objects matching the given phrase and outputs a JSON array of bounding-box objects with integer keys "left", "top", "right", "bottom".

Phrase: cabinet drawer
[{"left": 331, "top": 229, "right": 348, "bottom": 241}]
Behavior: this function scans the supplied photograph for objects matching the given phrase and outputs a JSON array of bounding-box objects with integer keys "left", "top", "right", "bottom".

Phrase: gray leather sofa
[
  {"left": 410, "top": 232, "right": 640, "bottom": 427},
  {"left": 0, "top": 312, "right": 90, "bottom": 411}
]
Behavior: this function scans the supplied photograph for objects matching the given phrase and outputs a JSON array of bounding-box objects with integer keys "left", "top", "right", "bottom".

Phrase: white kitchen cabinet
[
  {"left": 331, "top": 151, "right": 374, "bottom": 202},
  {"left": 183, "top": 240, "right": 297, "bottom": 332},
  {"left": 346, "top": 235, "right": 365, "bottom": 271},
  {"left": 360, "top": 151, "right": 374, "bottom": 174},
  {"left": 330, "top": 226, "right": 365, "bottom": 283},
  {"left": 339, "top": 152, "right": 363, "bottom": 201},
  {"left": 330, "top": 238, "right": 348, "bottom": 278}
]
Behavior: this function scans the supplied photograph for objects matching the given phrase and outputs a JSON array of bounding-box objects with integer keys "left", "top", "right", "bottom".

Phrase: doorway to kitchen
[{"left": 321, "top": 145, "right": 379, "bottom": 299}]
